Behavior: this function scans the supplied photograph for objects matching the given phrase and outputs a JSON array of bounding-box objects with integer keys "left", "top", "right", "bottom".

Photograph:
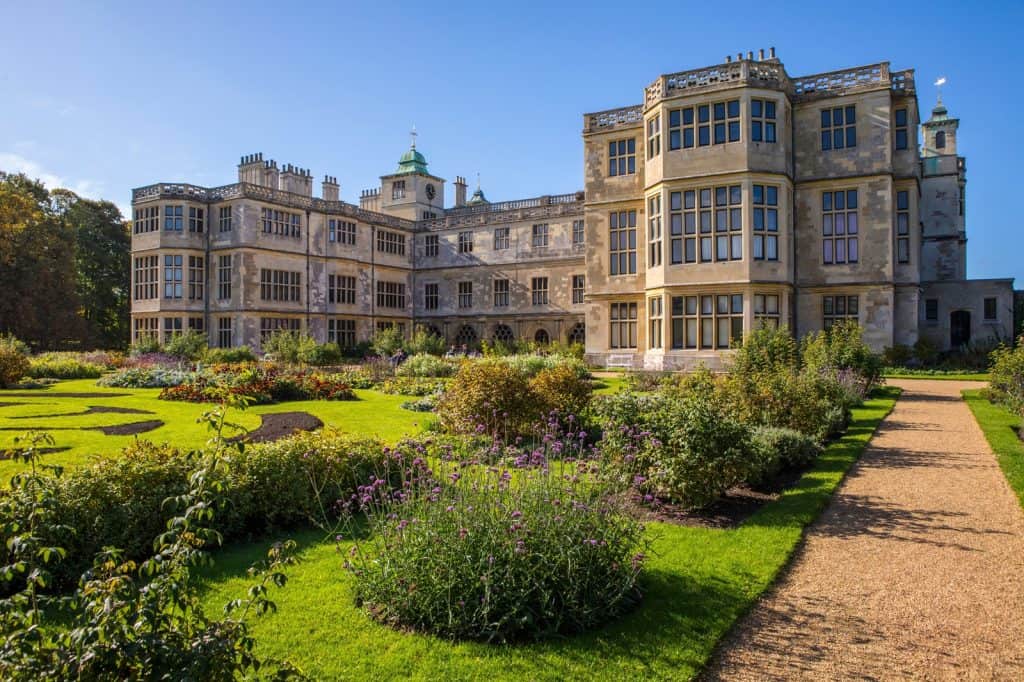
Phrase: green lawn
[
  {"left": 963, "top": 390, "right": 1024, "bottom": 510},
  {"left": 0, "top": 379, "right": 427, "bottom": 478},
  {"left": 194, "top": 388, "right": 900, "bottom": 681},
  {"left": 883, "top": 371, "right": 990, "bottom": 381}
]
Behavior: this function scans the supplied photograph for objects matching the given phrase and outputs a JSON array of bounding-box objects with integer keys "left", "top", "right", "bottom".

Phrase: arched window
[
  {"left": 419, "top": 324, "right": 442, "bottom": 338},
  {"left": 492, "top": 324, "right": 515, "bottom": 344},
  {"left": 935, "top": 131, "right": 946, "bottom": 149},
  {"left": 568, "top": 322, "right": 586, "bottom": 345},
  {"left": 534, "top": 329, "right": 550, "bottom": 345},
  {"left": 454, "top": 325, "right": 478, "bottom": 347}
]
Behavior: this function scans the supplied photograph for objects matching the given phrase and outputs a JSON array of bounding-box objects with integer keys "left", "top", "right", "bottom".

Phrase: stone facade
[{"left": 131, "top": 51, "right": 1015, "bottom": 360}]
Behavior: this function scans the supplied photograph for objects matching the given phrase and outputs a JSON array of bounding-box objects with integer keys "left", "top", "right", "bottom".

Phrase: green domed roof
[
  {"left": 395, "top": 145, "right": 428, "bottom": 175},
  {"left": 467, "top": 187, "right": 489, "bottom": 205}
]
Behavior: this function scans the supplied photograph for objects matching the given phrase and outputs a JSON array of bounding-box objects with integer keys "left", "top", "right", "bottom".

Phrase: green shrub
[
  {"left": 529, "top": 364, "right": 593, "bottom": 419},
  {"left": 261, "top": 330, "right": 304, "bottom": 364},
  {"left": 407, "top": 327, "right": 447, "bottom": 356},
  {"left": 988, "top": 340, "right": 1024, "bottom": 415},
  {"left": 913, "top": 338, "right": 940, "bottom": 366},
  {"left": 129, "top": 335, "right": 161, "bottom": 356},
  {"left": 27, "top": 352, "right": 105, "bottom": 379},
  {"left": 749, "top": 426, "right": 822, "bottom": 483},
  {"left": 159, "top": 365, "right": 356, "bottom": 403},
  {"left": 436, "top": 359, "right": 534, "bottom": 435},
  {"left": 298, "top": 341, "right": 342, "bottom": 366},
  {"left": 623, "top": 371, "right": 673, "bottom": 392},
  {"left": 730, "top": 324, "right": 798, "bottom": 376},
  {"left": 0, "top": 337, "right": 31, "bottom": 387},
  {"left": 501, "top": 354, "right": 589, "bottom": 380},
  {"left": 378, "top": 376, "right": 450, "bottom": 396},
  {"left": 371, "top": 326, "right": 405, "bottom": 357},
  {"left": 343, "top": 440, "right": 647, "bottom": 642},
  {"left": 163, "top": 330, "right": 207, "bottom": 360},
  {"left": 98, "top": 367, "right": 196, "bottom": 388},
  {"left": 596, "top": 383, "right": 756, "bottom": 509},
  {"left": 202, "top": 345, "right": 257, "bottom": 364},
  {"left": 801, "top": 321, "right": 882, "bottom": 391},
  {"left": 883, "top": 344, "right": 914, "bottom": 367},
  {"left": 396, "top": 353, "right": 457, "bottom": 378}
]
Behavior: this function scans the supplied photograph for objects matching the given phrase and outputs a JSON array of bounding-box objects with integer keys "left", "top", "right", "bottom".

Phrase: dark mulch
[
  {"left": 232, "top": 412, "right": 323, "bottom": 443},
  {"left": 91, "top": 420, "right": 164, "bottom": 436},
  {"left": 632, "top": 465, "right": 810, "bottom": 529},
  {"left": 0, "top": 392, "right": 129, "bottom": 398},
  {"left": 0, "top": 403, "right": 18, "bottom": 408},
  {"left": 11, "top": 405, "right": 154, "bottom": 419},
  {"left": 0, "top": 446, "right": 71, "bottom": 460}
]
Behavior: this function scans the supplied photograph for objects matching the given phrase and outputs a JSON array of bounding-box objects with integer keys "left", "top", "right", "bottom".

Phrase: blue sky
[{"left": 1, "top": 0, "right": 1020, "bottom": 282}]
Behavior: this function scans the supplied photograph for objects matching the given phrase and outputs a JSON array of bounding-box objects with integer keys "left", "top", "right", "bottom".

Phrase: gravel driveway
[{"left": 703, "top": 379, "right": 1024, "bottom": 680}]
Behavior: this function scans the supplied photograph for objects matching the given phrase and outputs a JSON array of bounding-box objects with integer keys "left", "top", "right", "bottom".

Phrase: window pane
[
  {"left": 846, "top": 190, "right": 857, "bottom": 209},
  {"left": 752, "top": 100, "right": 762, "bottom": 117},
  {"left": 766, "top": 235, "right": 778, "bottom": 260},
  {"left": 766, "top": 101, "right": 776, "bottom": 119},
  {"left": 848, "top": 238, "right": 858, "bottom": 262}
]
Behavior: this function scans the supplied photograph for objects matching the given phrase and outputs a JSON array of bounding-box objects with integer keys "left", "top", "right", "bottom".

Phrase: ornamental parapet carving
[
  {"left": 791, "top": 62, "right": 915, "bottom": 101},
  {"left": 583, "top": 106, "right": 643, "bottom": 133},
  {"left": 421, "top": 194, "right": 584, "bottom": 230},
  {"left": 643, "top": 60, "right": 790, "bottom": 107}
]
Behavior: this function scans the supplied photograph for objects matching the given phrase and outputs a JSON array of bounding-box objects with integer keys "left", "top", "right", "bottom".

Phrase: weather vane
[
  {"left": 410, "top": 125, "right": 417, "bottom": 149},
  {"left": 935, "top": 76, "right": 947, "bottom": 104}
]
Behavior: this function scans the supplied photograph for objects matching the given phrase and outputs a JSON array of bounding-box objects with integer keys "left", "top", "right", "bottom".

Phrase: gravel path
[{"left": 704, "top": 379, "right": 1024, "bottom": 680}]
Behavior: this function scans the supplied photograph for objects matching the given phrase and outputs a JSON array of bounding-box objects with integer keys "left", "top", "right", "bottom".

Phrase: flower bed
[{"left": 158, "top": 365, "right": 356, "bottom": 403}]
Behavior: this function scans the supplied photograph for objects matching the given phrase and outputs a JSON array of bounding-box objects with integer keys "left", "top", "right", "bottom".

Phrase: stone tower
[
  {"left": 376, "top": 131, "right": 446, "bottom": 221},
  {"left": 919, "top": 94, "right": 967, "bottom": 281}
]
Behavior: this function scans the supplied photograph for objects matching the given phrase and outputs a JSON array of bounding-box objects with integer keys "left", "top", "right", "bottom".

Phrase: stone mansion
[{"left": 131, "top": 49, "right": 1015, "bottom": 368}]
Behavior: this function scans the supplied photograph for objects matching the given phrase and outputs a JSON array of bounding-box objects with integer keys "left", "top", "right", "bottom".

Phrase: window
[
  {"left": 259, "top": 269, "right": 301, "bottom": 302},
  {"left": 493, "top": 227, "right": 510, "bottom": 250},
  {"left": 217, "top": 255, "right": 232, "bottom": 300},
  {"left": 823, "top": 295, "right": 859, "bottom": 329},
  {"left": 260, "top": 208, "right": 301, "bottom": 237},
  {"left": 188, "top": 207, "right": 204, "bottom": 233},
  {"left": 163, "top": 255, "right": 183, "bottom": 299},
  {"left": 531, "top": 223, "right": 548, "bottom": 248},
  {"left": 217, "top": 206, "right": 232, "bottom": 232},
  {"left": 670, "top": 294, "right": 743, "bottom": 349},
  {"left": 648, "top": 195, "right": 662, "bottom": 267},
  {"left": 896, "top": 190, "right": 910, "bottom": 264},
  {"left": 925, "top": 299, "right": 938, "bottom": 321},
  {"left": 392, "top": 180, "right": 406, "bottom": 199},
  {"left": 217, "top": 317, "right": 232, "bottom": 348},
  {"left": 424, "top": 283, "right": 439, "bottom": 310},
  {"left": 572, "top": 219, "right": 585, "bottom": 245},
  {"left": 750, "top": 99, "right": 777, "bottom": 143},
  {"left": 454, "top": 325, "right": 476, "bottom": 346},
  {"left": 935, "top": 130, "right": 946, "bottom": 149},
  {"left": 609, "top": 302, "right": 637, "bottom": 349},
  {"left": 894, "top": 108, "right": 909, "bottom": 151},
  {"left": 260, "top": 318, "right": 300, "bottom": 341},
  {"left": 531, "top": 277, "right": 548, "bottom": 305},
  {"left": 329, "top": 219, "right": 356, "bottom": 245},
  {"left": 328, "top": 318, "right": 356, "bottom": 349},
  {"left": 668, "top": 107, "right": 694, "bottom": 150},
  {"left": 713, "top": 99, "right": 741, "bottom": 144},
  {"left": 754, "top": 294, "right": 780, "bottom": 328},
  {"left": 822, "top": 190, "right": 859, "bottom": 264},
  {"left": 609, "top": 210, "right": 637, "bottom": 275},
  {"left": 164, "top": 205, "right": 183, "bottom": 231},
  {"left": 821, "top": 105, "right": 856, "bottom": 150},
  {"left": 187, "top": 255, "right": 204, "bottom": 300},
  {"left": 535, "top": 329, "right": 550, "bottom": 345},
  {"left": 647, "top": 115, "right": 661, "bottom": 158},
  {"left": 713, "top": 185, "right": 743, "bottom": 261},
  {"left": 649, "top": 297, "right": 663, "bottom": 349},
  {"left": 133, "top": 317, "right": 158, "bottom": 343},
  {"left": 493, "top": 324, "right": 515, "bottom": 344},
  {"left": 572, "top": 275, "right": 585, "bottom": 304},
  {"left": 163, "top": 317, "right": 183, "bottom": 344},
  {"left": 376, "top": 281, "right": 406, "bottom": 309},
  {"left": 422, "top": 211, "right": 437, "bottom": 220},
  {"left": 133, "top": 206, "right": 159, "bottom": 234},
  {"left": 188, "top": 317, "right": 203, "bottom": 332},
  {"left": 133, "top": 255, "right": 158, "bottom": 300},
  {"left": 377, "top": 229, "right": 406, "bottom": 255},
  {"left": 457, "top": 231, "right": 473, "bottom": 253},
  {"left": 493, "top": 278, "right": 509, "bottom": 307},
  {"left": 329, "top": 274, "right": 356, "bottom": 305},
  {"left": 424, "top": 235, "right": 439, "bottom": 257},
  {"left": 377, "top": 321, "right": 406, "bottom": 336},
  {"left": 752, "top": 185, "right": 779, "bottom": 261},
  {"left": 669, "top": 191, "right": 692, "bottom": 264},
  {"left": 458, "top": 281, "right": 473, "bottom": 308},
  {"left": 984, "top": 297, "right": 998, "bottom": 321},
  {"left": 608, "top": 139, "right": 636, "bottom": 176}
]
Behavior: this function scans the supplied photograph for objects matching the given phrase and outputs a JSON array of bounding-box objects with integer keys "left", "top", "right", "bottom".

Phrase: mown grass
[
  {"left": 883, "top": 370, "right": 990, "bottom": 381},
  {"left": 0, "top": 379, "right": 427, "bottom": 478},
  {"left": 194, "top": 388, "right": 900, "bottom": 681},
  {"left": 963, "top": 389, "right": 1024, "bottom": 510}
]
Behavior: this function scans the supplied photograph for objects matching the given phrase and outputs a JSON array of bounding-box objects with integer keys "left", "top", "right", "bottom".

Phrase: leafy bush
[
  {"left": 371, "top": 326, "right": 405, "bottom": 357},
  {"left": 0, "top": 337, "right": 31, "bottom": 388},
  {"left": 400, "top": 396, "right": 437, "bottom": 412},
  {"left": 396, "top": 353, "right": 457, "bottom": 378},
  {"left": 331, "top": 367, "right": 376, "bottom": 389},
  {"left": 261, "top": 330, "right": 306, "bottom": 365},
  {"left": 883, "top": 344, "right": 914, "bottom": 367},
  {"left": 988, "top": 339, "right": 1024, "bottom": 416},
  {"left": 623, "top": 371, "right": 673, "bottom": 392},
  {"left": 129, "top": 335, "right": 161, "bottom": 355},
  {"left": 159, "top": 365, "right": 356, "bottom": 403},
  {"left": 298, "top": 341, "right": 342, "bottom": 366},
  {"left": 749, "top": 426, "right": 822, "bottom": 483},
  {"left": 801, "top": 321, "right": 882, "bottom": 391},
  {"left": 913, "top": 338, "right": 940, "bottom": 366},
  {"left": 27, "top": 352, "right": 105, "bottom": 379},
  {"left": 529, "top": 364, "right": 593, "bottom": 420},
  {"left": 596, "top": 383, "right": 756, "bottom": 509},
  {"left": 378, "top": 376, "right": 450, "bottom": 396},
  {"left": 163, "top": 329, "right": 208, "bottom": 360},
  {"left": 407, "top": 327, "right": 447, "bottom": 356},
  {"left": 202, "top": 345, "right": 257, "bottom": 364},
  {"left": 98, "top": 366, "right": 196, "bottom": 388},
  {"left": 730, "top": 324, "right": 799, "bottom": 376},
  {"left": 436, "top": 359, "right": 534, "bottom": 435},
  {"left": 342, "top": 437, "right": 647, "bottom": 642},
  {"left": 500, "top": 354, "right": 590, "bottom": 380}
]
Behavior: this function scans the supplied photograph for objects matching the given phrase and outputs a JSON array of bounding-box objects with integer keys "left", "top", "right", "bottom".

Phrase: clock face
[{"left": 425, "top": 183, "right": 436, "bottom": 201}]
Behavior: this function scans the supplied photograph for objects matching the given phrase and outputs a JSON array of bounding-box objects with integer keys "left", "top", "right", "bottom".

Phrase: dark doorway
[{"left": 950, "top": 310, "right": 971, "bottom": 348}]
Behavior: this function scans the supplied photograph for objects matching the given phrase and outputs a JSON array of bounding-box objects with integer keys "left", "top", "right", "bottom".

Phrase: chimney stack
[
  {"left": 238, "top": 152, "right": 264, "bottom": 184},
  {"left": 262, "top": 159, "right": 279, "bottom": 189},
  {"left": 454, "top": 175, "right": 468, "bottom": 207},
  {"left": 725, "top": 55, "right": 732, "bottom": 63},
  {"left": 747, "top": 51, "right": 754, "bottom": 60},
  {"left": 758, "top": 48, "right": 765, "bottom": 60},
  {"left": 322, "top": 175, "right": 339, "bottom": 202},
  {"left": 770, "top": 46, "right": 776, "bottom": 59},
  {"left": 737, "top": 52, "right": 743, "bottom": 61}
]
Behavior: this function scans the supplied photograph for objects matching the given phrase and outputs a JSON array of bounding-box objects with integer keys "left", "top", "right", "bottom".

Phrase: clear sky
[{"left": 1, "top": 0, "right": 1021, "bottom": 282}]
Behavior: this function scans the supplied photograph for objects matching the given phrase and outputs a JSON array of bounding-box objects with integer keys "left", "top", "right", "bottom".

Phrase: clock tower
[{"left": 377, "top": 130, "right": 446, "bottom": 221}]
